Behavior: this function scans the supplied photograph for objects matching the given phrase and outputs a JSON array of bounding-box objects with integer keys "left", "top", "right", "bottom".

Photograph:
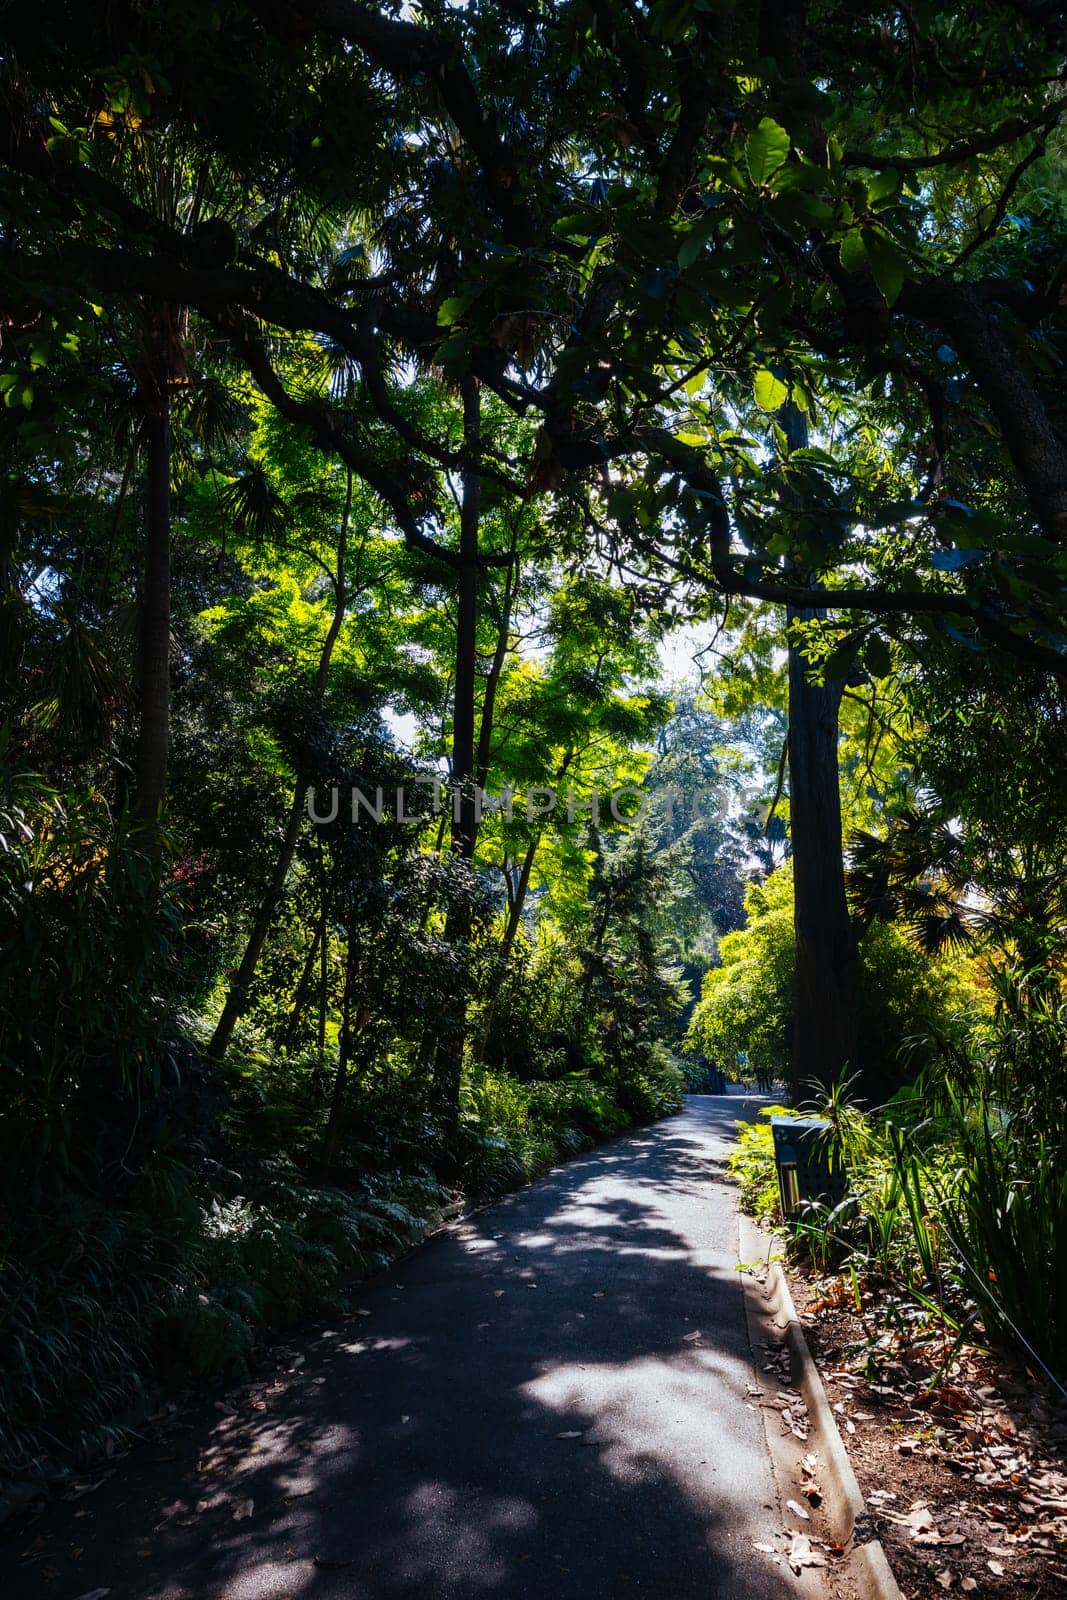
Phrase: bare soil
[{"left": 788, "top": 1267, "right": 1067, "bottom": 1599}]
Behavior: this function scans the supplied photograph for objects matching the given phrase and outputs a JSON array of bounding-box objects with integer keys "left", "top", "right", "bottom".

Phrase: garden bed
[{"left": 788, "top": 1266, "right": 1067, "bottom": 1598}]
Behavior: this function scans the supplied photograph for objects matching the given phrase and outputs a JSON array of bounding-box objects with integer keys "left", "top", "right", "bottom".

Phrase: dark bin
[{"left": 770, "top": 1117, "right": 846, "bottom": 1219}]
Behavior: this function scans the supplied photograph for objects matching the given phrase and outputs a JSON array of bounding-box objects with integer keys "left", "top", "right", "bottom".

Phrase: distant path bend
[{"left": 5, "top": 1096, "right": 798, "bottom": 1599}]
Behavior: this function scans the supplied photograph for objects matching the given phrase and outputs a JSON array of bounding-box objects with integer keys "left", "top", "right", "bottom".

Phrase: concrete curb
[{"left": 743, "top": 1216, "right": 904, "bottom": 1600}]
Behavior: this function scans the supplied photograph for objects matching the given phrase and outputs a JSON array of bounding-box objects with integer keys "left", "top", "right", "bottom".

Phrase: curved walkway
[{"left": 4, "top": 1097, "right": 798, "bottom": 1599}]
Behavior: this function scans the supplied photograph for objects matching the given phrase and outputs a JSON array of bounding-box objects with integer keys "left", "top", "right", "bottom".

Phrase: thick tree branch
[
  {"left": 899, "top": 279, "right": 1067, "bottom": 544},
  {"left": 225, "top": 315, "right": 513, "bottom": 570},
  {"left": 842, "top": 104, "right": 1063, "bottom": 171}
]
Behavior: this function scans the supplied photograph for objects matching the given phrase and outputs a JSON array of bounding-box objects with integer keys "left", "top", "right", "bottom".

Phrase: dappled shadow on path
[{"left": 3, "top": 1097, "right": 793, "bottom": 1600}]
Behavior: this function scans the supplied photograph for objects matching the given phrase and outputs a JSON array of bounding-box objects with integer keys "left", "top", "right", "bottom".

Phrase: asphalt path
[{"left": 4, "top": 1095, "right": 797, "bottom": 1600}]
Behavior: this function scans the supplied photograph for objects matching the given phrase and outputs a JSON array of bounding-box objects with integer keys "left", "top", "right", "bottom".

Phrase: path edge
[{"left": 739, "top": 1212, "right": 904, "bottom": 1600}]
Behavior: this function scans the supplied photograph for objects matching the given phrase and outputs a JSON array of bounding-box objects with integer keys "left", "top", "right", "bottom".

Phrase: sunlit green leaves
[
  {"left": 753, "top": 368, "right": 788, "bottom": 412},
  {"left": 745, "top": 118, "right": 790, "bottom": 187}
]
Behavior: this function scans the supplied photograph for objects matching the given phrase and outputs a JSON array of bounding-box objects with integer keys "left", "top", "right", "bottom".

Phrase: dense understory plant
[{"left": 739, "top": 1062, "right": 1067, "bottom": 1388}]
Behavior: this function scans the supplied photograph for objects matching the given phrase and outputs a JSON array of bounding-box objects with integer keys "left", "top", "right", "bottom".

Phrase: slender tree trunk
[
  {"left": 477, "top": 739, "right": 576, "bottom": 1058},
  {"left": 133, "top": 315, "right": 173, "bottom": 860},
  {"left": 501, "top": 833, "right": 539, "bottom": 955},
  {"left": 317, "top": 889, "right": 329, "bottom": 1059},
  {"left": 207, "top": 472, "right": 353, "bottom": 1060},
  {"left": 319, "top": 932, "right": 359, "bottom": 1183},
  {"left": 208, "top": 792, "right": 306, "bottom": 1057},
  {"left": 498, "top": 747, "right": 573, "bottom": 958},
  {"left": 473, "top": 833, "right": 539, "bottom": 1067},
  {"left": 451, "top": 377, "right": 482, "bottom": 863},
  {"left": 279, "top": 917, "right": 323, "bottom": 1050},
  {"left": 434, "top": 378, "right": 482, "bottom": 1130},
  {"left": 475, "top": 535, "right": 517, "bottom": 792}
]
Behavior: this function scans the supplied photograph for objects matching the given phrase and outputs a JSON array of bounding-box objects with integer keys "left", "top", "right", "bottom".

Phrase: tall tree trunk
[
  {"left": 207, "top": 471, "right": 353, "bottom": 1060},
  {"left": 475, "top": 533, "right": 517, "bottom": 792},
  {"left": 451, "top": 376, "right": 482, "bottom": 863},
  {"left": 133, "top": 313, "right": 173, "bottom": 860},
  {"left": 317, "top": 881, "right": 329, "bottom": 1059},
  {"left": 781, "top": 406, "right": 861, "bottom": 1094},
  {"left": 787, "top": 614, "right": 860, "bottom": 1092},
  {"left": 434, "top": 377, "right": 482, "bottom": 1131}
]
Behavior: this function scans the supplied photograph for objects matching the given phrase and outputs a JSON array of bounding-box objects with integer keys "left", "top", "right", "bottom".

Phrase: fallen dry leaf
[
  {"left": 786, "top": 1499, "right": 811, "bottom": 1521},
  {"left": 786, "top": 1531, "right": 827, "bottom": 1573},
  {"left": 987, "top": 1559, "right": 1005, "bottom": 1575},
  {"left": 882, "top": 1503, "right": 935, "bottom": 1535},
  {"left": 232, "top": 1498, "right": 254, "bottom": 1522}
]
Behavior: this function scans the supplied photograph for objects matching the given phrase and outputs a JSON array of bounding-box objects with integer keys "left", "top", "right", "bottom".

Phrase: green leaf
[
  {"left": 745, "top": 118, "right": 790, "bottom": 187},
  {"left": 437, "top": 291, "right": 479, "bottom": 327},
  {"left": 839, "top": 230, "right": 866, "bottom": 272},
  {"left": 677, "top": 211, "right": 719, "bottom": 271},
  {"left": 861, "top": 228, "right": 907, "bottom": 306},
  {"left": 867, "top": 169, "right": 901, "bottom": 205},
  {"left": 435, "top": 333, "right": 471, "bottom": 378},
  {"left": 781, "top": 190, "right": 835, "bottom": 227},
  {"left": 864, "top": 633, "right": 893, "bottom": 679},
  {"left": 606, "top": 487, "right": 641, "bottom": 520},
  {"left": 821, "top": 628, "right": 867, "bottom": 680},
  {"left": 753, "top": 368, "right": 788, "bottom": 412},
  {"left": 770, "top": 162, "right": 827, "bottom": 195},
  {"left": 552, "top": 212, "right": 599, "bottom": 241}
]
